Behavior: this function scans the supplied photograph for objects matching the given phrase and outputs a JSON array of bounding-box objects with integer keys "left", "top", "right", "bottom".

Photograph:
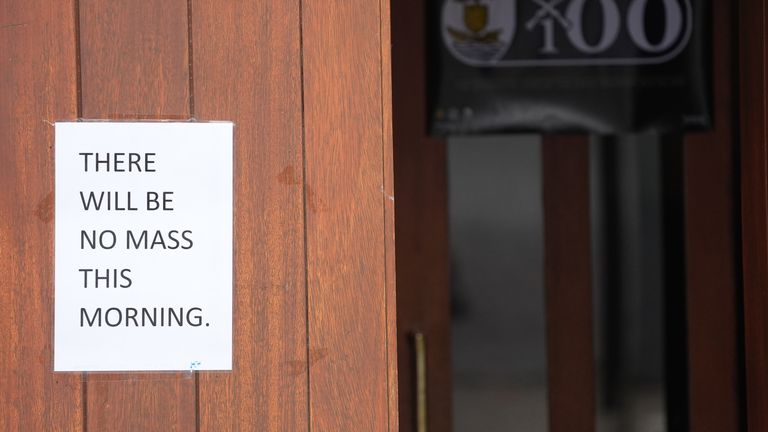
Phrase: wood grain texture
[
  {"left": 542, "top": 135, "right": 595, "bottom": 432},
  {"left": 192, "top": 0, "right": 309, "bottom": 430},
  {"left": 3, "top": 0, "right": 399, "bottom": 429},
  {"left": 391, "top": 1, "right": 451, "bottom": 430},
  {"left": 683, "top": 0, "right": 741, "bottom": 430},
  {"left": 78, "top": 1, "right": 196, "bottom": 430},
  {"left": 380, "top": 0, "right": 400, "bottom": 429},
  {"left": 301, "top": 0, "right": 397, "bottom": 429},
  {"left": 739, "top": 0, "right": 768, "bottom": 430},
  {"left": 79, "top": 0, "right": 190, "bottom": 118},
  {"left": 0, "top": 1, "right": 82, "bottom": 430}
]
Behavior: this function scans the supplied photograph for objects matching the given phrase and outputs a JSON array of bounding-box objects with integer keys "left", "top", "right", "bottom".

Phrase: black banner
[{"left": 429, "top": 0, "right": 711, "bottom": 134}]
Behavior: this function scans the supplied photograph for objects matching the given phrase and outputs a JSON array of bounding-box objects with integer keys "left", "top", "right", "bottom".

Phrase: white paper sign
[{"left": 54, "top": 122, "right": 233, "bottom": 372}]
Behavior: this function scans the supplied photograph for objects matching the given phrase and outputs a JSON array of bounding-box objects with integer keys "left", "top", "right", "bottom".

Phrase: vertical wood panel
[
  {"left": 79, "top": 0, "right": 190, "bottom": 118},
  {"left": 739, "top": 0, "right": 768, "bottom": 429},
  {"left": 683, "top": 0, "right": 741, "bottom": 430},
  {"left": 542, "top": 135, "right": 595, "bottom": 432},
  {"left": 380, "top": 0, "right": 400, "bottom": 429},
  {"left": 391, "top": 1, "right": 451, "bottom": 430},
  {"left": 0, "top": 1, "right": 82, "bottom": 430},
  {"left": 78, "top": 1, "right": 196, "bottom": 430},
  {"left": 302, "top": 0, "right": 396, "bottom": 429},
  {"left": 192, "top": 0, "right": 308, "bottom": 430}
]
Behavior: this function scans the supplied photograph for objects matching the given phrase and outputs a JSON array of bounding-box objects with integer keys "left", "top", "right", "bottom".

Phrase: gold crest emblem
[{"left": 447, "top": 0, "right": 500, "bottom": 44}]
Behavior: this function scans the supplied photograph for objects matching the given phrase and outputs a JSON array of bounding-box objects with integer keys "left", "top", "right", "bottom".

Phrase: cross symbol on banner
[{"left": 525, "top": 0, "right": 572, "bottom": 31}]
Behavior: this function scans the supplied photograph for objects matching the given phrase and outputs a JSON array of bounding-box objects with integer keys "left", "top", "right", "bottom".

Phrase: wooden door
[
  {"left": 390, "top": 2, "right": 744, "bottom": 431},
  {"left": 0, "top": 0, "right": 398, "bottom": 431},
  {"left": 739, "top": 0, "right": 768, "bottom": 430},
  {"left": 390, "top": 1, "right": 452, "bottom": 431}
]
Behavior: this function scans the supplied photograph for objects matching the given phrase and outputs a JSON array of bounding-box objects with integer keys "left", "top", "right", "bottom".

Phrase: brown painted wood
[
  {"left": 191, "top": 0, "right": 309, "bottom": 430},
  {"left": 301, "top": 0, "right": 398, "bottom": 429},
  {"left": 739, "top": 0, "right": 768, "bottom": 430},
  {"left": 0, "top": 1, "right": 82, "bottom": 430},
  {"left": 542, "top": 135, "right": 595, "bottom": 432},
  {"left": 392, "top": 138, "right": 449, "bottom": 432},
  {"left": 77, "top": 1, "right": 196, "bottom": 430},
  {"left": 391, "top": 1, "right": 452, "bottom": 430},
  {"left": 683, "top": 0, "right": 741, "bottom": 430}
]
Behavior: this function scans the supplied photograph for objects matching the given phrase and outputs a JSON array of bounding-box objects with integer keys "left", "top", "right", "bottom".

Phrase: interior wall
[{"left": 448, "top": 135, "right": 548, "bottom": 431}]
